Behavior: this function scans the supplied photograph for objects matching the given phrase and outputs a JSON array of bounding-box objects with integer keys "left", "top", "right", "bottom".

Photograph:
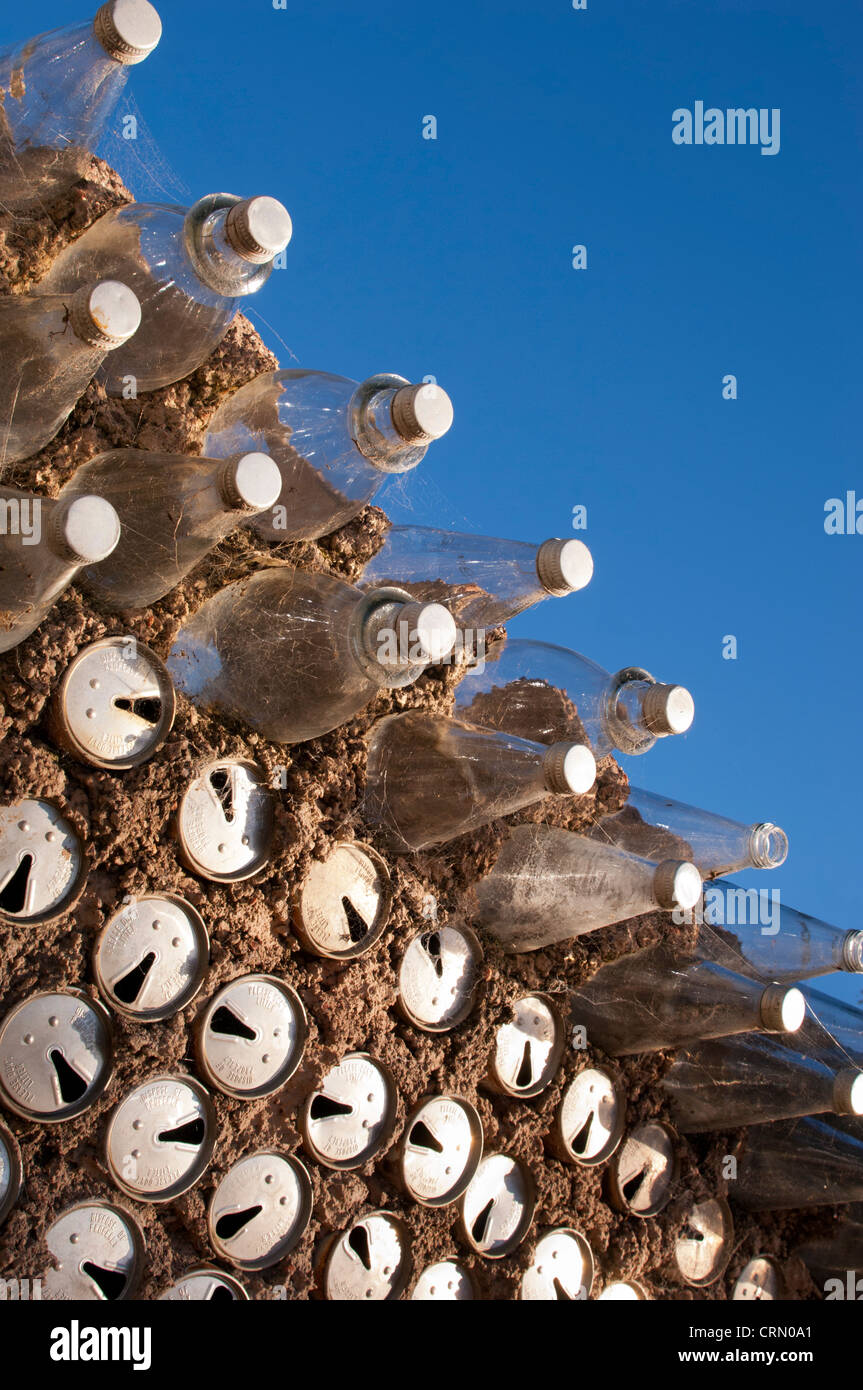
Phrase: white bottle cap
[
  {"left": 60, "top": 496, "right": 122, "bottom": 564},
  {"left": 225, "top": 197, "right": 293, "bottom": 264},
  {"left": 536, "top": 538, "right": 594, "bottom": 596},
  {"left": 391, "top": 384, "right": 455, "bottom": 445},
  {"left": 94, "top": 0, "right": 163, "bottom": 64},
  {"left": 224, "top": 454, "right": 282, "bottom": 513},
  {"left": 543, "top": 742, "right": 597, "bottom": 795},
  {"left": 69, "top": 281, "right": 142, "bottom": 349},
  {"left": 653, "top": 859, "right": 702, "bottom": 911},
  {"left": 407, "top": 601, "right": 457, "bottom": 664},
  {"left": 641, "top": 683, "right": 695, "bottom": 737},
  {"left": 759, "top": 985, "right": 805, "bottom": 1034},
  {"left": 834, "top": 1070, "right": 863, "bottom": 1116}
]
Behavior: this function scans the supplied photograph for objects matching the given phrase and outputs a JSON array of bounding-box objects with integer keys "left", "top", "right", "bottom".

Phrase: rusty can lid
[
  {"left": 400, "top": 1095, "right": 483, "bottom": 1207},
  {"left": 94, "top": 894, "right": 209, "bottom": 1023},
  {"left": 411, "top": 1261, "right": 475, "bottom": 1300},
  {"left": 607, "top": 1121, "right": 678, "bottom": 1218},
  {"left": 43, "top": 1201, "right": 145, "bottom": 1301},
  {"left": 55, "top": 637, "right": 175, "bottom": 769},
  {"left": 674, "top": 1197, "right": 734, "bottom": 1287},
  {"left": 208, "top": 1151, "right": 313, "bottom": 1271},
  {"left": 159, "top": 1266, "right": 249, "bottom": 1301},
  {"left": 398, "top": 923, "right": 483, "bottom": 1033},
  {"left": 0, "top": 799, "right": 86, "bottom": 926},
  {"left": 597, "top": 1279, "right": 650, "bottom": 1301},
  {"left": 196, "top": 975, "right": 307, "bottom": 1100},
  {"left": 487, "top": 993, "right": 563, "bottom": 1098},
  {"left": 0, "top": 989, "right": 112, "bottom": 1123},
  {"left": 106, "top": 1074, "right": 217, "bottom": 1202},
  {"left": 521, "top": 1228, "right": 595, "bottom": 1301},
  {"left": 302, "top": 1053, "right": 397, "bottom": 1171},
  {"left": 732, "top": 1255, "right": 783, "bottom": 1301},
  {"left": 178, "top": 759, "right": 274, "bottom": 883},
  {"left": 323, "top": 1211, "right": 411, "bottom": 1301},
  {"left": 0, "top": 1119, "right": 22, "bottom": 1227},
  {"left": 460, "top": 1152, "right": 536, "bottom": 1259},
  {"left": 293, "top": 842, "right": 392, "bottom": 959},
  {"left": 557, "top": 1066, "right": 625, "bottom": 1167}
]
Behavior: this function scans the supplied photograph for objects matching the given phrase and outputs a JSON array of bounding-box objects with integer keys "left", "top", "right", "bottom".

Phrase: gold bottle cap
[
  {"left": 536, "top": 538, "right": 594, "bottom": 595},
  {"left": 391, "top": 384, "right": 454, "bottom": 444},
  {"left": 224, "top": 197, "right": 293, "bottom": 264}
]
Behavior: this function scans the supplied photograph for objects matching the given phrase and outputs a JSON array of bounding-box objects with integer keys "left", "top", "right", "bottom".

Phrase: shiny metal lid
[
  {"left": 54, "top": 637, "right": 176, "bottom": 770},
  {"left": 460, "top": 1152, "right": 536, "bottom": 1259},
  {"left": 732, "top": 1255, "right": 783, "bottom": 1301},
  {"left": 411, "top": 1261, "right": 475, "bottom": 1301},
  {"left": 556, "top": 1066, "right": 625, "bottom": 1167},
  {"left": 597, "top": 1279, "right": 650, "bottom": 1301},
  {"left": 400, "top": 1095, "right": 483, "bottom": 1207},
  {"left": 93, "top": 894, "right": 209, "bottom": 1023},
  {"left": 293, "top": 842, "right": 392, "bottom": 959},
  {"left": 487, "top": 994, "right": 563, "bottom": 1098},
  {"left": 208, "top": 1151, "right": 313, "bottom": 1271},
  {"left": 0, "top": 800, "right": 86, "bottom": 926},
  {"left": 0, "top": 989, "right": 112, "bottom": 1122},
  {"left": 0, "top": 1119, "right": 22, "bottom": 1227},
  {"left": 323, "top": 1211, "right": 411, "bottom": 1301},
  {"left": 302, "top": 1053, "right": 396, "bottom": 1171},
  {"left": 43, "top": 1201, "right": 145, "bottom": 1301},
  {"left": 608, "top": 1121, "right": 678, "bottom": 1218},
  {"left": 196, "top": 974, "right": 307, "bottom": 1100},
  {"left": 674, "top": 1197, "right": 733, "bottom": 1287},
  {"left": 159, "top": 1267, "right": 249, "bottom": 1301},
  {"left": 106, "top": 1075, "right": 216, "bottom": 1202},
  {"left": 177, "top": 759, "right": 274, "bottom": 883},
  {"left": 521, "top": 1228, "right": 594, "bottom": 1301},
  {"left": 398, "top": 923, "right": 483, "bottom": 1033}
]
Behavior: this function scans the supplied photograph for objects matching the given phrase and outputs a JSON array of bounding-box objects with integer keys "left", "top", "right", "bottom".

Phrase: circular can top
[
  {"left": 324, "top": 1211, "right": 411, "bottom": 1301},
  {"left": 159, "top": 1267, "right": 249, "bottom": 1302},
  {"left": 177, "top": 759, "right": 274, "bottom": 883},
  {"left": 208, "top": 1151, "right": 313, "bottom": 1271},
  {"left": 597, "top": 1279, "right": 650, "bottom": 1301},
  {"left": 460, "top": 1152, "right": 536, "bottom": 1259},
  {"left": 94, "top": 894, "right": 209, "bottom": 1022},
  {"left": 400, "top": 1095, "right": 483, "bottom": 1208},
  {"left": 521, "top": 1228, "right": 595, "bottom": 1301},
  {"left": 487, "top": 994, "right": 564, "bottom": 1098},
  {"left": 411, "top": 1261, "right": 475, "bottom": 1301},
  {"left": 0, "top": 799, "right": 86, "bottom": 925},
  {"left": 398, "top": 923, "right": 483, "bottom": 1033},
  {"left": 196, "top": 975, "right": 307, "bottom": 1100},
  {"left": 0, "top": 1119, "right": 22, "bottom": 1227},
  {"left": 106, "top": 1075, "right": 216, "bottom": 1202},
  {"left": 557, "top": 1066, "right": 625, "bottom": 1167},
  {"left": 0, "top": 989, "right": 112, "bottom": 1123},
  {"left": 732, "top": 1255, "right": 783, "bottom": 1301},
  {"left": 43, "top": 1201, "right": 145, "bottom": 1301},
  {"left": 675, "top": 1197, "right": 734, "bottom": 1287},
  {"left": 293, "top": 842, "right": 392, "bottom": 960},
  {"left": 302, "top": 1053, "right": 397, "bottom": 1171},
  {"left": 608, "top": 1121, "right": 678, "bottom": 1218},
  {"left": 54, "top": 637, "right": 176, "bottom": 770}
]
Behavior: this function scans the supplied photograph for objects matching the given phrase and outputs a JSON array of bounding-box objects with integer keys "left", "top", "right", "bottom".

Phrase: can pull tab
[
  {"left": 408, "top": 1121, "right": 444, "bottom": 1154},
  {"left": 215, "top": 1207, "right": 263, "bottom": 1242},
  {"left": 113, "top": 694, "right": 163, "bottom": 726},
  {"left": 341, "top": 895, "right": 369, "bottom": 944},
  {"left": 50, "top": 1051, "right": 89, "bottom": 1105},
  {"left": 113, "top": 953, "right": 157, "bottom": 1006},
  {"left": 470, "top": 1199, "right": 495, "bottom": 1247},
  {"left": 568, "top": 1111, "right": 595, "bottom": 1158},
  {"left": 347, "top": 1224, "right": 372, "bottom": 1270},
  {"left": 158, "top": 1116, "right": 206, "bottom": 1149},
  {"left": 81, "top": 1263, "right": 128, "bottom": 1301},
  {"left": 0, "top": 854, "right": 33, "bottom": 916}
]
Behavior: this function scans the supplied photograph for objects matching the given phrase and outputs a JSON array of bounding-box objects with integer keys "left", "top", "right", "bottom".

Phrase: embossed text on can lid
[
  {"left": 43, "top": 1201, "right": 145, "bottom": 1301},
  {"left": 487, "top": 993, "right": 563, "bottom": 1098},
  {"left": 674, "top": 1197, "right": 734, "bottom": 1288},
  {"left": 732, "top": 1255, "right": 783, "bottom": 1301},
  {"left": 400, "top": 1095, "right": 483, "bottom": 1207},
  {"left": 208, "top": 1151, "right": 313, "bottom": 1271},
  {"left": 196, "top": 974, "right": 306, "bottom": 1100},
  {"left": 302, "top": 1053, "right": 396, "bottom": 1171},
  {"left": 0, "top": 800, "right": 86, "bottom": 926},
  {"left": 520, "top": 1228, "right": 595, "bottom": 1301},
  {"left": 159, "top": 1267, "right": 249, "bottom": 1301},
  {"left": 323, "top": 1211, "right": 411, "bottom": 1301},
  {"left": 106, "top": 1075, "right": 216, "bottom": 1202},
  {"left": 94, "top": 894, "right": 209, "bottom": 1022},
  {"left": 54, "top": 637, "right": 176, "bottom": 770},
  {"left": 556, "top": 1066, "right": 625, "bottom": 1167},
  {"left": 0, "top": 989, "right": 113, "bottom": 1123},
  {"left": 607, "top": 1121, "right": 678, "bottom": 1218},
  {"left": 460, "top": 1152, "right": 536, "bottom": 1259},
  {"left": 0, "top": 1119, "right": 22, "bottom": 1227},
  {"left": 177, "top": 759, "right": 274, "bottom": 883},
  {"left": 398, "top": 923, "right": 483, "bottom": 1033},
  {"left": 411, "top": 1261, "right": 475, "bottom": 1300},
  {"left": 293, "top": 842, "right": 392, "bottom": 959}
]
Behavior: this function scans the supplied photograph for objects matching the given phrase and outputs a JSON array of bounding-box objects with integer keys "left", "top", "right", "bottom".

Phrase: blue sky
[{"left": 8, "top": 1, "right": 861, "bottom": 1002}]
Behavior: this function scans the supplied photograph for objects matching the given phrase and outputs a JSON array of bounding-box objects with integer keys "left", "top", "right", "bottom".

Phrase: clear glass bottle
[
  {"left": 358, "top": 526, "right": 593, "bottom": 631},
  {"left": 166, "top": 568, "right": 458, "bottom": 744},
  {"left": 735, "top": 1116, "right": 863, "bottom": 1211},
  {"left": 454, "top": 637, "right": 694, "bottom": 758},
  {"left": 58, "top": 448, "right": 281, "bottom": 608},
  {"left": 0, "top": 1, "right": 162, "bottom": 214},
  {"left": 202, "top": 371, "right": 455, "bottom": 542},
  {"left": 0, "top": 280, "right": 141, "bottom": 463},
  {"left": 363, "top": 711, "right": 596, "bottom": 851},
  {"left": 0, "top": 487, "right": 120, "bottom": 652},
  {"left": 568, "top": 945, "right": 805, "bottom": 1055},
  {"left": 792, "top": 987, "right": 863, "bottom": 1071},
  {"left": 697, "top": 881, "right": 863, "bottom": 984},
  {"left": 37, "top": 193, "right": 293, "bottom": 395},
  {"left": 663, "top": 1031, "right": 863, "bottom": 1132},
  {"left": 591, "top": 787, "right": 788, "bottom": 880},
  {"left": 474, "top": 823, "right": 702, "bottom": 952}
]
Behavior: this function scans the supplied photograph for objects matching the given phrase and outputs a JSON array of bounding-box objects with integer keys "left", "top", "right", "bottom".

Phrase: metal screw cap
[
  {"left": 177, "top": 759, "right": 274, "bottom": 883},
  {"left": 732, "top": 1256, "right": 783, "bottom": 1301},
  {"left": 43, "top": 1201, "right": 145, "bottom": 1301},
  {"left": 411, "top": 1261, "right": 474, "bottom": 1301},
  {"left": 196, "top": 975, "right": 307, "bottom": 1099},
  {"left": 52, "top": 636, "right": 176, "bottom": 770},
  {"left": 674, "top": 1197, "right": 734, "bottom": 1288},
  {"left": 641, "top": 682, "right": 695, "bottom": 736},
  {"left": 653, "top": 859, "right": 702, "bottom": 912},
  {"left": 0, "top": 989, "right": 112, "bottom": 1123},
  {"left": 208, "top": 1151, "right": 313, "bottom": 1271},
  {"left": 543, "top": 741, "right": 596, "bottom": 796},
  {"left": 607, "top": 1121, "right": 678, "bottom": 1218},
  {"left": 302, "top": 1053, "right": 397, "bottom": 1171},
  {"left": 323, "top": 1211, "right": 411, "bottom": 1301},
  {"left": 225, "top": 197, "right": 293, "bottom": 263},
  {"left": 0, "top": 799, "right": 86, "bottom": 925},
  {"left": 0, "top": 1120, "right": 22, "bottom": 1228},
  {"left": 94, "top": 0, "right": 162, "bottom": 63},
  {"left": 460, "top": 1152, "right": 536, "bottom": 1258},
  {"left": 535, "top": 538, "right": 594, "bottom": 596},
  {"left": 56, "top": 495, "right": 122, "bottom": 564},
  {"left": 390, "top": 384, "right": 454, "bottom": 444},
  {"left": 106, "top": 1075, "right": 217, "bottom": 1202},
  {"left": 68, "top": 281, "right": 142, "bottom": 348},
  {"left": 398, "top": 923, "right": 483, "bottom": 1033},
  {"left": 159, "top": 1267, "right": 249, "bottom": 1301},
  {"left": 94, "top": 894, "right": 209, "bottom": 1022},
  {"left": 556, "top": 1066, "right": 625, "bottom": 1168},
  {"left": 521, "top": 1228, "right": 594, "bottom": 1301},
  {"left": 760, "top": 985, "right": 805, "bottom": 1034},
  {"left": 221, "top": 453, "right": 282, "bottom": 513},
  {"left": 487, "top": 994, "right": 564, "bottom": 1099},
  {"left": 293, "top": 842, "right": 392, "bottom": 960},
  {"left": 400, "top": 1095, "right": 483, "bottom": 1207}
]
